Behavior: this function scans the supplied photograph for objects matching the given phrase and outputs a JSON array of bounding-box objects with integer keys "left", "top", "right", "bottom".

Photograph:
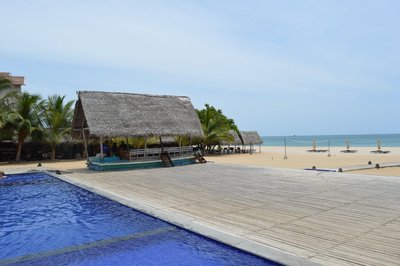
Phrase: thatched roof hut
[
  {"left": 72, "top": 91, "right": 204, "bottom": 138},
  {"left": 240, "top": 131, "right": 263, "bottom": 145},
  {"left": 220, "top": 130, "right": 243, "bottom": 146}
]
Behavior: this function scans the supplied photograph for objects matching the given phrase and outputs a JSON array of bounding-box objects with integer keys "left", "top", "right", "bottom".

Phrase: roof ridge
[{"left": 77, "top": 90, "right": 190, "bottom": 99}]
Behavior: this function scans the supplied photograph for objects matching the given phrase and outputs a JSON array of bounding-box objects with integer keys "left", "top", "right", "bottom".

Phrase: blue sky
[{"left": 1, "top": 0, "right": 399, "bottom": 136}]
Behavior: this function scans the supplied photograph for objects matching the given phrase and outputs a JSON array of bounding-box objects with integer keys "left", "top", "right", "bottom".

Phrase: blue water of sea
[
  {"left": 262, "top": 134, "right": 400, "bottom": 147},
  {"left": 0, "top": 172, "right": 278, "bottom": 266}
]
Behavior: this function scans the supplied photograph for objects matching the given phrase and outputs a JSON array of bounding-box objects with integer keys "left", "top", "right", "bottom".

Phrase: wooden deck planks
[{"left": 46, "top": 163, "right": 400, "bottom": 265}]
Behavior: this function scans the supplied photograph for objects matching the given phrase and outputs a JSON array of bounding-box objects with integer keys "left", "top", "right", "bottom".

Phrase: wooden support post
[
  {"left": 80, "top": 115, "right": 88, "bottom": 159},
  {"left": 159, "top": 136, "right": 163, "bottom": 152},
  {"left": 179, "top": 137, "right": 182, "bottom": 156},
  {"left": 284, "top": 138, "right": 288, "bottom": 159},
  {"left": 100, "top": 136, "right": 104, "bottom": 163},
  {"left": 82, "top": 129, "right": 88, "bottom": 159},
  {"left": 144, "top": 137, "right": 147, "bottom": 158}
]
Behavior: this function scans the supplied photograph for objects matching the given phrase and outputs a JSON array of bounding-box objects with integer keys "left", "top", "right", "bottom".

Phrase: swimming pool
[{"left": 0, "top": 172, "right": 279, "bottom": 265}]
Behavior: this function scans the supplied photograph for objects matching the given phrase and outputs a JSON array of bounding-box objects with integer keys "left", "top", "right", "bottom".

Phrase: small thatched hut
[
  {"left": 240, "top": 131, "right": 263, "bottom": 153},
  {"left": 72, "top": 91, "right": 203, "bottom": 138},
  {"left": 72, "top": 91, "right": 204, "bottom": 162}
]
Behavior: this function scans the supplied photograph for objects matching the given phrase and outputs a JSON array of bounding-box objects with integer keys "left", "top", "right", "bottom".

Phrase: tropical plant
[
  {"left": 40, "top": 95, "right": 74, "bottom": 160},
  {"left": 0, "top": 90, "right": 21, "bottom": 141},
  {"left": 0, "top": 95, "right": 8, "bottom": 128},
  {"left": 0, "top": 77, "right": 13, "bottom": 128},
  {"left": 7, "top": 92, "right": 42, "bottom": 162},
  {"left": 0, "top": 77, "right": 13, "bottom": 91},
  {"left": 196, "top": 104, "right": 235, "bottom": 151}
]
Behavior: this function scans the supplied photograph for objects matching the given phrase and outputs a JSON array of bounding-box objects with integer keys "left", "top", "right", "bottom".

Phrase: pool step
[
  {"left": 194, "top": 153, "right": 207, "bottom": 164},
  {"left": 160, "top": 152, "right": 174, "bottom": 167}
]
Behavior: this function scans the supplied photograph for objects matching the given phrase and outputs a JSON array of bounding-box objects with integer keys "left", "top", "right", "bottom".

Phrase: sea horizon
[{"left": 261, "top": 133, "right": 400, "bottom": 147}]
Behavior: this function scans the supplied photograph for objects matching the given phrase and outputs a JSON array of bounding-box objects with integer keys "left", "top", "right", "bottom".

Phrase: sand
[
  {"left": 205, "top": 146, "right": 400, "bottom": 177},
  {"left": 1, "top": 146, "right": 399, "bottom": 177}
]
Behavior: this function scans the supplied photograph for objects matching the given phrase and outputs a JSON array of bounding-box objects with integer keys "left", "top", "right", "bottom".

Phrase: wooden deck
[{"left": 30, "top": 164, "right": 400, "bottom": 265}]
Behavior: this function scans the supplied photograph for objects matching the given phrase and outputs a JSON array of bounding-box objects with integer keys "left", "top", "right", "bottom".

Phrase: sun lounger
[
  {"left": 370, "top": 150, "right": 391, "bottom": 154},
  {"left": 307, "top": 149, "right": 328, "bottom": 152},
  {"left": 340, "top": 149, "right": 358, "bottom": 153}
]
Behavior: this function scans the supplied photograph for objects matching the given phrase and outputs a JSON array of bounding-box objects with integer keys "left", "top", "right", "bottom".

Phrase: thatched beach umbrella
[
  {"left": 240, "top": 131, "right": 263, "bottom": 153},
  {"left": 220, "top": 130, "right": 243, "bottom": 146},
  {"left": 219, "top": 130, "right": 243, "bottom": 154},
  {"left": 312, "top": 139, "right": 317, "bottom": 151}
]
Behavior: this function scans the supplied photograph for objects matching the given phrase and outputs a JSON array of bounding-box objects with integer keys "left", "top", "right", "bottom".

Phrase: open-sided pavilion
[{"left": 71, "top": 91, "right": 204, "bottom": 170}]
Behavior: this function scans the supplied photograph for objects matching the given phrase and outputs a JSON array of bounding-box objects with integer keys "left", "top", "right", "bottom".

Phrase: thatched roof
[
  {"left": 72, "top": 91, "right": 204, "bottom": 138},
  {"left": 240, "top": 131, "right": 263, "bottom": 145},
  {"left": 220, "top": 130, "right": 243, "bottom": 145}
]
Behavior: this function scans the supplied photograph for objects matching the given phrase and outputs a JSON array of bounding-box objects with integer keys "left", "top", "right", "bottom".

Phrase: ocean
[{"left": 262, "top": 134, "right": 400, "bottom": 147}]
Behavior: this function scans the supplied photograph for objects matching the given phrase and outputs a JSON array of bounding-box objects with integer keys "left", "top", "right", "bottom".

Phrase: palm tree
[
  {"left": 1, "top": 90, "right": 21, "bottom": 144},
  {"left": 0, "top": 96, "right": 8, "bottom": 128},
  {"left": 197, "top": 104, "right": 234, "bottom": 151},
  {"left": 8, "top": 92, "right": 42, "bottom": 162},
  {"left": 41, "top": 95, "right": 74, "bottom": 160},
  {"left": 0, "top": 77, "right": 13, "bottom": 127}
]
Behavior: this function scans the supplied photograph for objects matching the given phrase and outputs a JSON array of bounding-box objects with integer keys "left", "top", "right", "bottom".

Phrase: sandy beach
[
  {"left": 1, "top": 146, "right": 400, "bottom": 177},
  {"left": 205, "top": 146, "right": 400, "bottom": 177}
]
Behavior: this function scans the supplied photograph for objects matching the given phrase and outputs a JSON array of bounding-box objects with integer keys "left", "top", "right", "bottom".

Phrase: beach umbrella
[
  {"left": 312, "top": 139, "right": 317, "bottom": 150},
  {"left": 377, "top": 138, "right": 381, "bottom": 150},
  {"left": 345, "top": 139, "right": 350, "bottom": 150}
]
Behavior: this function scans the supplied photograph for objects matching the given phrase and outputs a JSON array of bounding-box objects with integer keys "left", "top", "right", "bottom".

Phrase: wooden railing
[{"left": 129, "top": 146, "right": 193, "bottom": 160}]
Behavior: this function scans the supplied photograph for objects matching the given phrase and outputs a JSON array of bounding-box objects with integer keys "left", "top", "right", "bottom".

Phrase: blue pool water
[{"left": 0, "top": 173, "right": 278, "bottom": 265}]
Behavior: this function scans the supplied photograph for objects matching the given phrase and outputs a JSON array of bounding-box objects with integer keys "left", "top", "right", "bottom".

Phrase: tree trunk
[
  {"left": 15, "top": 139, "right": 24, "bottom": 162},
  {"left": 82, "top": 149, "right": 88, "bottom": 159},
  {"left": 51, "top": 144, "right": 56, "bottom": 160}
]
